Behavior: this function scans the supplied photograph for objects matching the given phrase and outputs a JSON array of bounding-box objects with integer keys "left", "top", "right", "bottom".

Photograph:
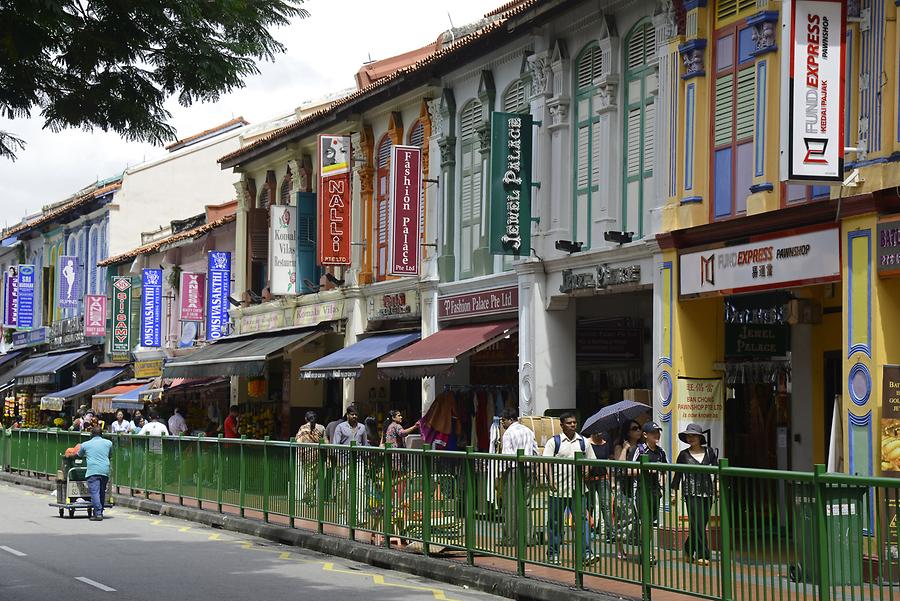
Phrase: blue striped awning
[
  {"left": 299, "top": 332, "right": 420, "bottom": 379},
  {"left": 40, "top": 368, "right": 126, "bottom": 410}
]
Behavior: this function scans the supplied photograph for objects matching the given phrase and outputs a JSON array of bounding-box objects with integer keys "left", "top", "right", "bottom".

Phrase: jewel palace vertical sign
[
  {"left": 206, "top": 251, "right": 231, "bottom": 341},
  {"left": 490, "top": 112, "right": 532, "bottom": 256},
  {"left": 388, "top": 145, "right": 421, "bottom": 276},
  {"left": 111, "top": 276, "right": 132, "bottom": 353},
  {"left": 317, "top": 135, "right": 352, "bottom": 266},
  {"left": 780, "top": 0, "right": 846, "bottom": 182}
]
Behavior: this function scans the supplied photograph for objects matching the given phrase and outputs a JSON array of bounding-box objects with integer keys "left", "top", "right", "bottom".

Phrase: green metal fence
[{"left": 3, "top": 427, "right": 898, "bottom": 601}]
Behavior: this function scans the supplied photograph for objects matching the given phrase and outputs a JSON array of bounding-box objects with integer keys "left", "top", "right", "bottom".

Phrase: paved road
[{"left": 0, "top": 481, "right": 499, "bottom": 601}]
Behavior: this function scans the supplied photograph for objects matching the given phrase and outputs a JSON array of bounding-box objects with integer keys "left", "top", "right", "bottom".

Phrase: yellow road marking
[{"left": 322, "top": 562, "right": 456, "bottom": 600}]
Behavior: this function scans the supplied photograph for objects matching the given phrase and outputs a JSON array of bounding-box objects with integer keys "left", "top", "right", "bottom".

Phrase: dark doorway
[{"left": 823, "top": 350, "right": 841, "bottom": 463}]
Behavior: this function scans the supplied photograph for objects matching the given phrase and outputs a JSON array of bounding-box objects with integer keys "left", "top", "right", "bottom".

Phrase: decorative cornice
[
  {"left": 678, "top": 38, "right": 707, "bottom": 79},
  {"left": 683, "top": 0, "right": 707, "bottom": 9}
]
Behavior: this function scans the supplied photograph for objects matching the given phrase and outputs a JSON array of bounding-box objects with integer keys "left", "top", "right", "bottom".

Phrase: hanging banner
[
  {"left": 206, "top": 251, "right": 231, "bottom": 341},
  {"left": 675, "top": 377, "right": 724, "bottom": 457},
  {"left": 140, "top": 268, "right": 162, "bottom": 347},
  {"left": 84, "top": 294, "right": 107, "bottom": 338},
  {"left": 57, "top": 255, "right": 80, "bottom": 310},
  {"left": 16, "top": 264, "right": 35, "bottom": 330},
  {"left": 111, "top": 277, "right": 132, "bottom": 353},
  {"left": 779, "top": 0, "right": 846, "bottom": 182},
  {"left": 490, "top": 111, "right": 533, "bottom": 256},
  {"left": 270, "top": 205, "right": 298, "bottom": 294},
  {"left": 3, "top": 267, "right": 17, "bottom": 327},
  {"left": 317, "top": 134, "right": 352, "bottom": 266},
  {"left": 179, "top": 272, "right": 205, "bottom": 322},
  {"left": 388, "top": 145, "right": 422, "bottom": 276}
]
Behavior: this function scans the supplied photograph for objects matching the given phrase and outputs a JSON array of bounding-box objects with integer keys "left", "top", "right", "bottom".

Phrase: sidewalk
[{"left": 0, "top": 470, "right": 629, "bottom": 601}]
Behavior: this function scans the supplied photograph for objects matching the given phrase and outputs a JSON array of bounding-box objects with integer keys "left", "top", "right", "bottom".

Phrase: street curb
[{"left": 1, "top": 471, "right": 626, "bottom": 601}]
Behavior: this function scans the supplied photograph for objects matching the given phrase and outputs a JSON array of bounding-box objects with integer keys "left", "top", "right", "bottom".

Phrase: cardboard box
[
  {"left": 623, "top": 389, "right": 651, "bottom": 406},
  {"left": 519, "top": 416, "right": 561, "bottom": 447}
]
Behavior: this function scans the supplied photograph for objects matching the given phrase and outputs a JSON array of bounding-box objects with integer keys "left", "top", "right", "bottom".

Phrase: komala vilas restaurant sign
[{"left": 780, "top": 0, "right": 846, "bottom": 182}]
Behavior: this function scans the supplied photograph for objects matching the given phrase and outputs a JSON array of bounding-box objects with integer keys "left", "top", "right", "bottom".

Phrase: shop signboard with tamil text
[
  {"left": 489, "top": 112, "right": 532, "bottom": 256},
  {"left": 679, "top": 227, "right": 840, "bottom": 297},
  {"left": 57, "top": 255, "right": 80, "bottom": 310},
  {"left": 439, "top": 286, "right": 518, "bottom": 321},
  {"left": 135, "top": 359, "right": 163, "bottom": 378},
  {"left": 111, "top": 277, "right": 132, "bottom": 353},
  {"left": 3, "top": 267, "right": 17, "bottom": 327},
  {"left": 270, "top": 205, "right": 297, "bottom": 294},
  {"left": 240, "top": 310, "right": 284, "bottom": 334},
  {"left": 317, "top": 135, "right": 352, "bottom": 266},
  {"left": 12, "top": 328, "right": 46, "bottom": 348},
  {"left": 179, "top": 272, "right": 205, "bottom": 322},
  {"left": 877, "top": 218, "right": 900, "bottom": 277},
  {"left": 388, "top": 145, "right": 421, "bottom": 276},
  {"left": 206, "top": 251, "right": 231, "bottom": 341},
  {"left": 84, "top": 294, "right": 106, "bottom": 338},
  {"left": 779, "top": 0, "right": 846, "bottom": 182},
  {"left": 141, "top": 269, "right": 162, "bottom": 347},
  {"left": 16, "top": 265, "right": 35, "bottom": 330}
]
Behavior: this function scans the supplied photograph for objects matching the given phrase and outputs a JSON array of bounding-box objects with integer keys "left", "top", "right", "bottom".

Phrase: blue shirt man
[{"left": 77, "top": 428, "right": 112, "bottom": 521}]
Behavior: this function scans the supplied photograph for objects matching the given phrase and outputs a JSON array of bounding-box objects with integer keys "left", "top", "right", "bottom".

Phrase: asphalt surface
[{"left": 0, "top": 482, "right": 502, "bottom": 601}]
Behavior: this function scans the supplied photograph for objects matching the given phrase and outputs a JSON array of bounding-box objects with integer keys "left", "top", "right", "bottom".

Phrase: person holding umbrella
[{"left": 670, "top": 423, "right": 718, "bottom": 565}]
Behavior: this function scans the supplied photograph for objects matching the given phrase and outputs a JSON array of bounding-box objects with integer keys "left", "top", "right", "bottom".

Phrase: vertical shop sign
[
  {"left": 270, "top": 205, "right": 297, "bottom": 294},
  {"left": 317, "top": 134, "right": 352, "bottom": 265},
  {"left": 140, "top": 268, "right": 162, "bottom": 347},
  {"left": 84, "top": 294, "right": 107, "bottom": 338},
  {"left": 206, "top": 251, "right": 231, "bottom": 341},
  {"left": 111, "top": 277, "right": 132, "bottom": 353},
  {"left": 675, "top": 377, "right": 724, "bottom": 456},
  {"left": 779, "top": 0, "right": 846, "bottom": 182},
  {"left": 388, "top": 145, "right": 422, "bottom": 276},
  {"left": 489, "top": 111, "right": 532, "bottom": 256},
  {"left": 179, "top": 272, "right": 205, "bottom": 322},
  {"left": 57, "top": 255, "right": 80, "bottom": 310},
  {"left": 3, "top": 267, "right": 18, "bottom": 327},
  {"left": 881, "top": 366, "right": 900, "bottom": 477},
  {"left": 16, "top": 264, "right": 35, "bottom": 330}
]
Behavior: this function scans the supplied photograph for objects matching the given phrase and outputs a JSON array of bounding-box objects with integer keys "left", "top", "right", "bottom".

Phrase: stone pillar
[
  {"left": 342, "top": 287, "right": 367, "bottom": 412},
  {"left": 545, "top": 43, "right": 571, "bottom": 247},
  {"left": 419, "top": 278, "right": 440, "bottom": 414}
]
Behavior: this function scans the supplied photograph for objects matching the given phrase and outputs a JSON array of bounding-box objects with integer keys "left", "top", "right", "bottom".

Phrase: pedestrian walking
[
  {"left": 224, "top": 406, "right": 240, "bottom": 439},
  {"left": 332, "top": 406, "right": 369, "bottom": 528},
  {"left": 296, "top": 411, "right": 325, "bottom": 506},
  {"left": 110, "top": 410, "right": 133, "bottom": 434},
  {"left": 130, "top": 409, "right": 144, "bottom": 432},
  {"left": 542, "top": 412, "right": 597, "bottom": 566},
  {"left": 77, "top": 427, "right": 112, "bottom": 521},
  {"left": 613, "top": 419, "right": 642, "bottom": 559},
  {"left": 382, "top": 410, "right": 419, "bottom": 448},
  {"left": 324, "top": 414, "right": 344, "bottom": 444},
  {"left": 587, "top": 431, "right": 615, "bottom": 544},
  {"left": 498, "top": 408, "right": 537, "bottom": 546},
  {"left": 140, "top": 409, "right": 169, "bottom": 436},
  {"left": 168, "top": 407, "right": 188, "bottom": 436},
  {"left": 630, "top": 421, "right": 668, "bottom": 566},
  {"left": 332, "top": 406, "right": 367, "bottom": 445},
  {"left": 131, "top": 416, "right": 146, "bottom": 434},
  {"left": 670, "top": 423, "right": 718, "bottom": 565}
]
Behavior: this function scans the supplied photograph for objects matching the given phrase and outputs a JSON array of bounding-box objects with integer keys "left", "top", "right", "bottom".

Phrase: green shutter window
[
  {"left": 407, "top": 120, "right": 427, "bottom": 242},
  {"left": 735, "top": 66, "right": 756, "bottom": 141},
  {"left": 573, "top": 44, "right": 602, "bottom": 248},
  {"left": 622, "top": 19, "right": 657, "bottom": 238},
  {"left": 714, "top": 75, "right": 735, "bottom": 147},
  {"left": 459, "top": 100, "right": 482, "bottom": 278},
  {"left": 297, "top": 192, "right": 318, "bottom": 293},
  {"left": 503, "top": 80, "right": 528, "bottom": 113}
]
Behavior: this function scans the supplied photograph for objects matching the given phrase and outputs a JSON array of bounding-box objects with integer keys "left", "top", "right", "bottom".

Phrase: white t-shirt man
[
  {"left": 168, "top": 411, "right": 188, "bottom": 435},
  {"left": 110, "top": 419, "right": 133, "bottom": 434},
  {"left": 140, "top": 421, "right": 169, "bottom": 436}
]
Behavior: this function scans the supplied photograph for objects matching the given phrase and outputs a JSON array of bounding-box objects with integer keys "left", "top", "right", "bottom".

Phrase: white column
[{"left": 342, "top": 289, "right": 367, "bottom": 412}]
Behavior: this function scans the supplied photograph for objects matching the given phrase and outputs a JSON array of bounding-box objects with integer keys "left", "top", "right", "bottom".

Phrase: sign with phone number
[{"left": 878, "top": 219, "right": 900, "bottom": 276}]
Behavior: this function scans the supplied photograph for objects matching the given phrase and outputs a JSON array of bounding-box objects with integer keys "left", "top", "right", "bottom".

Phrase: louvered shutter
[
  {"left": 626, "top": 109, "right": 642, "bottom": 178},
  {"left": 279, "top": 176, "right": 292, "bottom": 206},
  {"left": 248, "top": 208, "right": 269, "bottom": 261},
  {"left": 407, "top": 120, "right": 426, "bottom": 238},
  {"left": 714, "top": 75, "right": 735, "bottom": 147},
  {"left": 735, "top": 66, "right": 755, "bottom": 141},
  {"left": 717, "top": 0, "right": 756, "bottom": 22},
  {"left": 296, "top": 192, "right": 318, "bottom": 293},
  {"left": 577, "top": 46, "right": 602, "bottom": 88},
  {"left": 643, "top": 101, "right": 656, "bottom": 175},
  {"left": 459, "top": 101, "right": 482, "bottom": 277},
  {"left": 375, "top": 137, "right": 391, "bottom": 279},
  {"left": 503, "top": 80, "right": 528, "bottom": 113}
]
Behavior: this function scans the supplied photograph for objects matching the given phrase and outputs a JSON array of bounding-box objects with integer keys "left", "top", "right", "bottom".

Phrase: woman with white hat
[{"left": 670, "top": 423, "right": 718, "bottom": 565}]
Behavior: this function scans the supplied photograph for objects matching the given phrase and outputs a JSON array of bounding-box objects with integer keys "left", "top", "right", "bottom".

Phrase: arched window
[
  {"left": 407, "top": 120, "right": 426, "bottom": 246},
  {"left": 374, "top": 134, "right": 392, "bottom": 281},
  {"left": 256, "top": 187, "right": 269, "bottom": 210},
  {"left": 573, "top": 43, "right": 603, "bottom": 248},
  {"left": 502, "top": 79, "right": 529, "bottom": 113},
  {"left": 458, "top": 99, "right": 483, "bottom": 278},
  {"left": 279, "top": 168, "right": 292, "bottom": 206},
  {"left": 88, "top": 224, "right": 100, "bottom": 294},
  {"left": 622, "top": 19, "right": 656, "bottom": 237},
  {"left": 98, "top": 222, "right": 107, "bottom": 295}
]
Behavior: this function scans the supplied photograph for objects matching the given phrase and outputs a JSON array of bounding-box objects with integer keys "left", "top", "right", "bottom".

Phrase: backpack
[{"left": 551, "top": 434, "right": 585, "bottom": 456}]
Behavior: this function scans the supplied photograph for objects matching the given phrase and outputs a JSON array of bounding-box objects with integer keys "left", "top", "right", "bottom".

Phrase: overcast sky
[{"left": 0, "top": 0, "right": 496, "bottom": 229}]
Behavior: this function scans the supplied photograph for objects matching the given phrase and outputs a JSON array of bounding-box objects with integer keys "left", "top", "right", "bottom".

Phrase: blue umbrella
[{"left": 581, "top": 400, "right": 651, "bottom": 437}]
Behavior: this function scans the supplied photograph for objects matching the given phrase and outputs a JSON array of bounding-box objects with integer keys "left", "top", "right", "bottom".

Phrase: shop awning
[
  {"left": 377, "top": 321, "right": 518, "bottom": 379},
  {"left": 0, "top": 350, "right": 23, "bottom": 375},
  {"left": 7, "top": 350, "right": 91, "bottom": 385},
  {"left": 40, "top": 367, "right": 126, "bottom": 411},
  {"left": 163, "top": 329, "right": 322, "bottom": 378},
  {"left": 299, "top": 332, "right": 420, "bottom": 379},
  {"left": 92, "top": 381, "right": 152, "bottom": 413}
]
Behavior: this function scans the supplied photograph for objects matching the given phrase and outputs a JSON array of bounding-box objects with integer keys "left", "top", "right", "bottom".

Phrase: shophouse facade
[{"left": 654, "top": 0, "right": 900, "bottom": 478}]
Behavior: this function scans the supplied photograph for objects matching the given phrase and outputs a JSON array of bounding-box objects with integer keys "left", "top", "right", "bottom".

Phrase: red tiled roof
[
  {"left": 165, "top": 117, "right": 248, "bottom": 151},
  {"left": 355, "top": 39, "right": 442, "bottom": 88},
  {"left": 2, "top": 180, "right": 122, "bottom": 239},
  {"left": 98, "top": 213, "right": 236, "bottom": 267},
  {"left": 218, "top": 0, "right": 543, "bottom": 168}
]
